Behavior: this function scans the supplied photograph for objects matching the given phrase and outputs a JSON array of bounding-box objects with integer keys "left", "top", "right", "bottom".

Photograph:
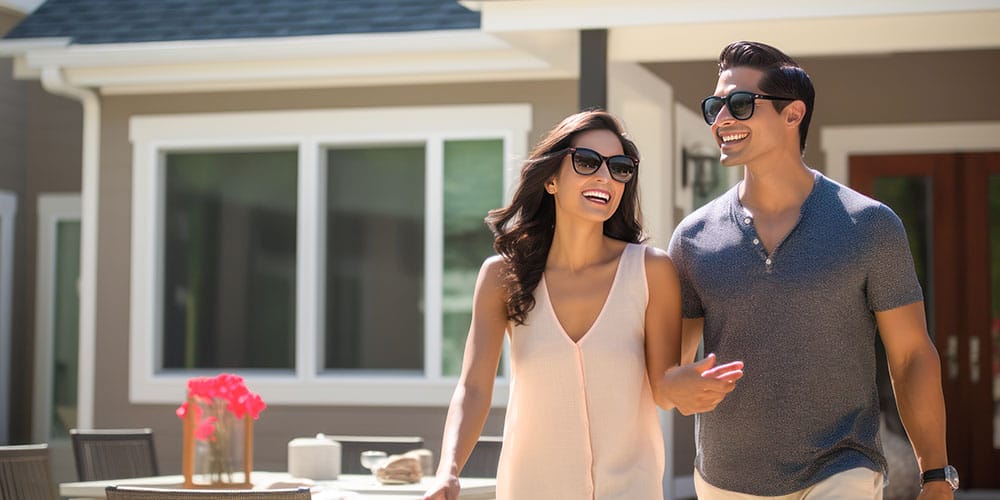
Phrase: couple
[{"left": 423, "top": 41, "right": 953, "bottom": 500}]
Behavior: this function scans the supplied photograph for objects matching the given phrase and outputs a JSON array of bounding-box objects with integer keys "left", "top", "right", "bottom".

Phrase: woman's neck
[{"left": 547, "top": 223, "right": 618, "bottom": 273}]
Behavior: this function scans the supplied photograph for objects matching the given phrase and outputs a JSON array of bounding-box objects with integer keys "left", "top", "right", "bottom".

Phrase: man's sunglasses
[
  {"left": 566, "top": 147, "right": 638, "bottom": 183},
  {"left": 701, "top": 91, "right": 795, "bottom": 125}
]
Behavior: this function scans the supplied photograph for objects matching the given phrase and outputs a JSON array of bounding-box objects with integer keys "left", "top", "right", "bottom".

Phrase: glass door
[
  {"left": 852, "top": 153, "right": 1000, "bottom": 489},
  {"left": 33, "top": 194, "right": 80, "bottom": 482},
  {"left": 0, "top": 190, "right": 16, "bottom": 445}
]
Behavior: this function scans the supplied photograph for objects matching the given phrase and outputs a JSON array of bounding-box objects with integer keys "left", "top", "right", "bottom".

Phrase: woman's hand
[{"left": 422, "top": 471, "right": 461, "bottom": 500}]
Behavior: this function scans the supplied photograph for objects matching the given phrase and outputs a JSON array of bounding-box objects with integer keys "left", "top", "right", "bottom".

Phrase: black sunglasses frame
[
  {"left": 701, "top": 91, "right": 795, "bottom": 125},
  {"left": 566, "top": 147, "right": 638, "bottom": 183}
]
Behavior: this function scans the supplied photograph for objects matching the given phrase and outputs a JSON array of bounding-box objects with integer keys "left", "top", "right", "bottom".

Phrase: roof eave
[{"left": 2, "top": 29, "right": 579, "bottom": 93}]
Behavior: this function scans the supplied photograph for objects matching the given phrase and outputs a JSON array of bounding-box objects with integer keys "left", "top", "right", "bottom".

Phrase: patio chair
[
  {"left": 321, "top": 435, "right": 424, "bottom": 474},
  {"left": 0, "top": 443, "right": 56, "bottom": 500},
  {"left": 71, "top": 428, "right": 159, "bottom": 481},
  {"left": 461, "top": 435, "right": 502, "bottom": 478},
  {"left": 105, "top": 486, "right": 311, "bottom": 499}
]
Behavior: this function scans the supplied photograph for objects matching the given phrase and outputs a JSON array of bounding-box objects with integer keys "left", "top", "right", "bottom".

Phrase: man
[{"left": 664, "top": 41, "right": 954, "bottom": 499}]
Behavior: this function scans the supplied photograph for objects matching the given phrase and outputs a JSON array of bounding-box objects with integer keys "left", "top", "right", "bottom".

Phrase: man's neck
[{"left": 738, "top": 156, "right": 814, "bottom": 216}]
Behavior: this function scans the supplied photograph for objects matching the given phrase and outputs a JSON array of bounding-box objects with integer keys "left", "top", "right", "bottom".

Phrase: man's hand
[{"left": 663, "top": 353, "right": 744, "bottom": 416}]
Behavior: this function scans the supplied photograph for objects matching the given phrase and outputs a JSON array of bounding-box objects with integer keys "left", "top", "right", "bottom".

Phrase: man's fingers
[
  {"left": 701, "top": 360, "right": 743, "bottom": 378},
  {"left": 712, "top": 368, "right": 744, "bottom": 382}
]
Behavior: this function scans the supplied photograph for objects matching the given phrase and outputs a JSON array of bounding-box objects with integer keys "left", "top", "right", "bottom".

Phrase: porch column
[{"left": 579, "top": 29, "right": 607, "bottom": 110}]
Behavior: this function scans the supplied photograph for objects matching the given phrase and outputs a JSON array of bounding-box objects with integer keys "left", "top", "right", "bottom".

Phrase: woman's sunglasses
[
  {"left": 566, "top": 147, "right": 638, "bottom": 183},
  {"left": 701, "top": 91, "right": 795, "bottom": 125}
]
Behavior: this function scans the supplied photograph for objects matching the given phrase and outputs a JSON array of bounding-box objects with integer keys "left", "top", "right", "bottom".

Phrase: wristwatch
[{"left": 921, "top": 465, "right": 959, "bottom": 490}]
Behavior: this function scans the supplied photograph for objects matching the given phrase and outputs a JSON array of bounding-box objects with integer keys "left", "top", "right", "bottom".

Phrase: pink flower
[
  {"left": 194, "top": 416, "right": 218, "bottom": 441},
  {"left": 176, "top": 373, "right": 266, "bottom": 441}
]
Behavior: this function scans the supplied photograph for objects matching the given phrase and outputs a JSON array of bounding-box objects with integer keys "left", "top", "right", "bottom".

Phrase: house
[{"left": 1, "top": 0, "right": 998, "bottom": 496}]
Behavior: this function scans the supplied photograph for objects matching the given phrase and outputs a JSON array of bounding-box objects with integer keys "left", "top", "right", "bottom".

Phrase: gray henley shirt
[{"left": 667, "top": 171, "right": 924, "bottom": 495}]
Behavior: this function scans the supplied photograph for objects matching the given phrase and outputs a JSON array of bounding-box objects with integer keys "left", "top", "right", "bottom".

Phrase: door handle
[
  {"left": 969, "top": 337, "right": 980, "bottom": 384},
  {"left": 946, "top": 335, "right": 959, "bottom": 382}
]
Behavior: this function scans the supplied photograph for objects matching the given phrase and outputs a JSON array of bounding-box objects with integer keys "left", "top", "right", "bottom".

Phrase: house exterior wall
[
  {"left": 2, "top": 6, "right": 85, "bottom": 443},
  {"left": 93, "top": 79, "right": 578, "bottom": 472},
  {"left": 646, "top": 49, "right": 1000, "bottom": 174}
]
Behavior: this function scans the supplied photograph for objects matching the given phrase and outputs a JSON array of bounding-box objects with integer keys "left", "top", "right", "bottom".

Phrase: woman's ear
[{"left": 545, "top": 178, "right": 557, "bottom": 194}]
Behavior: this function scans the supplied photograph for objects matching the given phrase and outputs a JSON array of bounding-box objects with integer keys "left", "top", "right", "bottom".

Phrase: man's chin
[{"left": 718, "top": 155, "right": 743, "bottom": 168}]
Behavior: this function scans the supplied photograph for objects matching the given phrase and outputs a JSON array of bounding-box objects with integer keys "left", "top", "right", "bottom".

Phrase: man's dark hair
[{"left": 718, "top": 41, "right": 815, "bottom": 154}]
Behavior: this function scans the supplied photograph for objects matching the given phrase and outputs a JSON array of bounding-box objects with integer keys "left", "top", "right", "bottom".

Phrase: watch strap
[{"left": 921, "top": 468, "right": 947, "bottom": 483}]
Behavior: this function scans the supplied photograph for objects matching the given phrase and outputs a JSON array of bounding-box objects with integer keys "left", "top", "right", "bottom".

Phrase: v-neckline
[{"left": 541, "top": 244, "right": 631, "bottom": 345}]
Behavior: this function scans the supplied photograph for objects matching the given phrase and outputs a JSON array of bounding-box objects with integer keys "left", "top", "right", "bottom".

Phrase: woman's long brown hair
[{"left": 486, "top": 109, "right": 645, "bottom": 325}]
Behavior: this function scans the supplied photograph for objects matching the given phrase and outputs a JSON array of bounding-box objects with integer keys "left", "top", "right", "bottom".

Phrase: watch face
[{"left": 944, "top": 465, "right": 960, "bottom": 489}]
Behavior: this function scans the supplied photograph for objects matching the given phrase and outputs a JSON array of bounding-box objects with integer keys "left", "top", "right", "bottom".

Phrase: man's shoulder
[{"left": 815, "top": 174, "right": 894, "bottom": 221}]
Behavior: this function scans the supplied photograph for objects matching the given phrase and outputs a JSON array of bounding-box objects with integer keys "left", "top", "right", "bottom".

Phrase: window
[{"left": 130, "top": 105, "right": 531, "bottom": 405}]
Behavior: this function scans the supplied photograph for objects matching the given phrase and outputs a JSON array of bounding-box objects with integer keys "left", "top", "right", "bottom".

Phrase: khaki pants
[{"left": 694, "top": 468, "right": 884, "bottom": 500}]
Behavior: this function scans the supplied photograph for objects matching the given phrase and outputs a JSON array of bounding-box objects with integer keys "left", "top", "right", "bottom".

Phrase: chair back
[
  {"left": 321, "top": 435, "right": 424, "bottom": 474},
  {"left": 71, "top": 428, "right": 159, "bottom": 481},
  {"left": 0, "top": 443, "right": 55, "bottom": 500},
  {"left": 105, "top": 486, "right": 311, "bottom": 499},
  {"left": 461, "top": 435, "right": 502, "bottom": 478}
]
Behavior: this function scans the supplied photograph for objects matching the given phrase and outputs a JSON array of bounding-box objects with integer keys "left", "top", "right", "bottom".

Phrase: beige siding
[
  {"left": 95, "top": 80, "right": 578, "bottom": 473},
  {"left": 3, "top": 6, "right": 87, "bottom": 442}
]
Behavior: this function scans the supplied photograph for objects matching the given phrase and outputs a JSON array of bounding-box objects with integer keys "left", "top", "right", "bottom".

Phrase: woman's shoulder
[
  {"left": 641, "top": 245, "right": 679, "bottom": 281},
  {"left": 480, "top": 254, "right": 507, "bottom": 276}
]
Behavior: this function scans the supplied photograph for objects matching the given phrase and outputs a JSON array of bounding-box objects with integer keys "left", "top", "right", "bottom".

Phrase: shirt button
[
  {"left": 765, "top": 258, "right": 773, "bottom": 265},
  {"left": 744, "top": 217, "right": 752, "bottom": 224},
  {"left": 753, "top": 238, "right": 760, "bottom": 245}
]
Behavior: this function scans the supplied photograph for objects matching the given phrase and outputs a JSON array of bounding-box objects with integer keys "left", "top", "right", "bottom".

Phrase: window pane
[
  {"left": 162, "top": 151, "right": 297, "bottom": 370},
  {"left": 51, "top": 220, "right": 80, "bottom": 439},
  {"left": 325, "top": 146, "right": 425, "bottom": 372},
  {"left": 442, "top": 139, "right": 503, "bottom": 376}
]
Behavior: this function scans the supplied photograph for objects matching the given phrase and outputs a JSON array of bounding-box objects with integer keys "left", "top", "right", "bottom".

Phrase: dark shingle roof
[{"left": 4, "top": 0, "right": 480, "bottom": 44}]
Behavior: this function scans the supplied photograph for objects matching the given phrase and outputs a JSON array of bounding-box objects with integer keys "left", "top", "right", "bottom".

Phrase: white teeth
[
  {"left": 721, "top": 132, "right": 749, "bottom": 143},
  {"left": 583, "top": 190, "right": 610, "bottom": 203}
]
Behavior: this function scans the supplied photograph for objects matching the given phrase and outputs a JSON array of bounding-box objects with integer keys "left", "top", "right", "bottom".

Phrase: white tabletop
[{"left": 59, "top": 471, "right": 496, "bottom": 499}]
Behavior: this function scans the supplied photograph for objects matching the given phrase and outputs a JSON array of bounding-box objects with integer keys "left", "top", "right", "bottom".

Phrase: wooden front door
[{"left": 851, "top": 152, "right": 1000, "bottom": 489}]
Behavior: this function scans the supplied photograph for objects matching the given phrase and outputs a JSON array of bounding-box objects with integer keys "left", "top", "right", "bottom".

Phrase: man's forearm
[{"left": 890, "top": 347, "right": 949, "bottom": 472}]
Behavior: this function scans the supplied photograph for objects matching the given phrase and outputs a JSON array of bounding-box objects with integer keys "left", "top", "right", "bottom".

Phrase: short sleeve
[
  {"left": 667, "top": 228, "right": 704, "bottom": 318},
  {"left": 865, "top": 205, "right": 924, "bottom": 312}
]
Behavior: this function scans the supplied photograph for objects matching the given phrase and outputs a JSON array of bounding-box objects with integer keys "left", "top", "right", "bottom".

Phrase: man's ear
[{"left": 784, "top": 100, "right": 806, "bottom": 128}]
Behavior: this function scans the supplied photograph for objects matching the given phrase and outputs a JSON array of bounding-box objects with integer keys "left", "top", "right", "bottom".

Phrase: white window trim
[
  {"left": 129, "top": 104, "right": 531, "bottom": 406},
  {"left": 821, "top": 121, "right": 1000, "bottom": 184}
]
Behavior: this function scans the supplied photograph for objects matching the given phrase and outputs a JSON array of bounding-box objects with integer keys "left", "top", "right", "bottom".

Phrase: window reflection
[{"left": 162, "top": 151, "right": 298, "bottom": 370}]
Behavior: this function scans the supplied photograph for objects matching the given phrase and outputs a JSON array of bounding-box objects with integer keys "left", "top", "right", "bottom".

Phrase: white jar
[{"left": 288, "top": 433, "right": 341, "bottom": 480}]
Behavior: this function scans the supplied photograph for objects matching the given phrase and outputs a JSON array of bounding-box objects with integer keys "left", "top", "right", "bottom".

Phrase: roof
[{"left": 3, "top": 0, "right": 480, "bottom": 44}]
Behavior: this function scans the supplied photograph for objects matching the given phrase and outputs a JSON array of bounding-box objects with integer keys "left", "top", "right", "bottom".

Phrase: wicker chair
[
  {"left": 105, "top": 486, "right": 311, "bottom": 499},
  {"left": 321, "top": 435, "right": 424, "bottom": 474},
  {"left": 0, "top": 443, "right": 55, "bottom": 500},
  {"left": 461, "top": 436, "right": 502, "bottom": 478},
  {"left": 71, "top": 428, "right": 159, "bottom": 481}
]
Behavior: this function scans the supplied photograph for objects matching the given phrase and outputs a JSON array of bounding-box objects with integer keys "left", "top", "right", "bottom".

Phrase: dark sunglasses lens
[
  {"left": 729, "top": 92, "right": 755, "bottom": 119},
  {"left": 607, "top": 157, "right": 636, "bottom": 182},
  {"left": 572, "top": 149, "right": 602, "bottom": 174},
  {"left": 703, "top": 97, "right": 724, "bottom": 124}
]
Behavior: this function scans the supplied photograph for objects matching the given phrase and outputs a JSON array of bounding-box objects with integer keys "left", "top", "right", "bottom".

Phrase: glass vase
[{"left": 182, "top": 396, "right": 254, "bottom": 488}]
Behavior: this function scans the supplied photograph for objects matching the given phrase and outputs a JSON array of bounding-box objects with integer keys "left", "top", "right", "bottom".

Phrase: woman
[{"left": 424, "top": 110, "right": 689, "bottom": 500}]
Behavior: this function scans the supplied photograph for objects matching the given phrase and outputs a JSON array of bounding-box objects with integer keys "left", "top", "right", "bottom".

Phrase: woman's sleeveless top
[{"left": 496, "top": 243, "right": 664, "bottom": 499}]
